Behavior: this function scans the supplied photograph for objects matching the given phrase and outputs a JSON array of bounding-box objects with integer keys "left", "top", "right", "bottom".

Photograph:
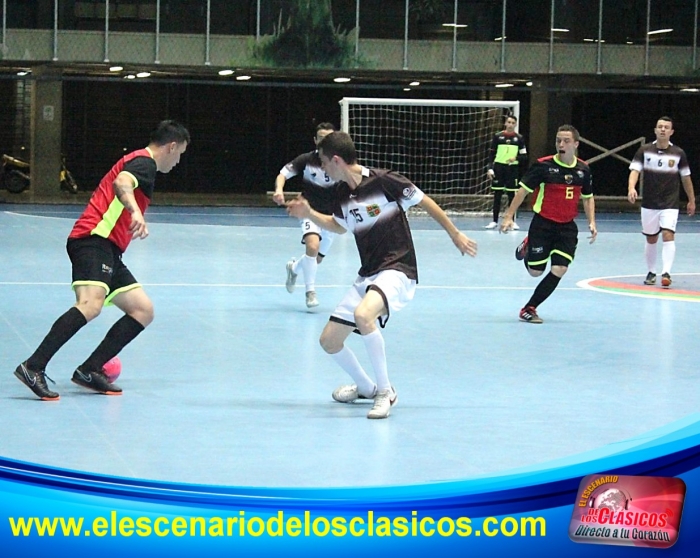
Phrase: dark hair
[
  {"left": 316, "top": 122, "right": 337, "bottom": 133},
  {"left": 150, "top": 120, "right": 191, "bottom": 146},
  {"left": 657, "top": 116, "right": 673, "bottom": 127},
  {"left": 557, "top": 124, "right": 580, "bottom": 142},
  {"left": 505, "top": 114, "right": 517, "bottom": 122},
  {"left": 317, "top": 131, "right": 357, "bottom": 164}
]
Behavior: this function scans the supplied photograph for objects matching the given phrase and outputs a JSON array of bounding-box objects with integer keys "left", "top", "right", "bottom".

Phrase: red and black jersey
[
  {"left": 519, "top": 155, "right": 593, "bottom": 223},
  {"left": 629, "top": 142, "right": 691, "bottom": 210},
  {"left": 68, "top": 148, "right": 157, "bottom": 253},
  {"left": 280, "top": 150, "right": 339, "bottom": 214},
  {"left": 332, "top": 167, "right": 424, "bottom": 280}
]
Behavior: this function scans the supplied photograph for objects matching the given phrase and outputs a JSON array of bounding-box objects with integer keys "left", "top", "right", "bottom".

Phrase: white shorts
[
  {"left": 300, "top": 218, "right": 335, "bottom": 257},
  {"left": 641, "top": 207, "right": 678, "bottom": 236},
  {"left": 331, "top": 269, "right": 416, "bottom": 328}
]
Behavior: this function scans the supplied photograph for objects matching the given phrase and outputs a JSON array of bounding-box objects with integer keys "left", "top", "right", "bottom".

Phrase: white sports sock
[
  {"left": 362, "top": 329, "right": 390, "bottom": 392},
  {"left": 330, "top": 346, "right": 375, "bottom": 396},
  {"left": 661, "top": 240, "right": 676, "bottom": 274},
  {"left": 645, "top": 242, "right": 657, "bottom": 274},
  {"left": 299, "top": 254, "right": 318, "bottom": 292}
]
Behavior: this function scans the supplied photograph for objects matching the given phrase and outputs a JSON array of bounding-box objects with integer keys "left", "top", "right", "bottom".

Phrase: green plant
[{"left": 251, "top": 0, "right": 362, "bottom": 69}]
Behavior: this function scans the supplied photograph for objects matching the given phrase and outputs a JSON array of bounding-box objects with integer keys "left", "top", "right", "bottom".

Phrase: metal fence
[{"left": 1, "top": 1, "right": 698, "bottom": 75}]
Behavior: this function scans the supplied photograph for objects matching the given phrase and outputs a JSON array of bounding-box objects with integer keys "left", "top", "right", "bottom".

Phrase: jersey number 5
[{"left": 349, "top": 208, "right": 364, "bottom": 223}]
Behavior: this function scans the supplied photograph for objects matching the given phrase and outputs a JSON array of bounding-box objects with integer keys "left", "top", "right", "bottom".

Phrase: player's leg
[
  {"left": 506, "top": 168, "right": 519, "bottom": 229},
  {"left": 520, "top": 219, "right": 575, "bottom": 323},
  {"left": 641, "top": 208, "right": 661, "bottom": 285},
  {"left": 659, "top": 209, "right": 679, "bottom": 287},
  {"left": 487, "top": 183, "right": 504, "bottom": 228},
  {"left": 322, "top": 281, "right": 377, "bottom": 401},
  {"left": 316, "top": 231, "right": 335, "bottom": 264},
  {"left": 358, "top": 271, "right": 415, "bottom": 418},
  {"left": 14, "top": 238, "right": 110, "bottom": 401},
  {"left": 72, "top": 261, "right": 149, "bottom": 395}
]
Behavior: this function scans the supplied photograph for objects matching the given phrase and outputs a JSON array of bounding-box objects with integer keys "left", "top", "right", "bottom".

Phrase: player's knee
[
  {"left": 76, "top": 299, "right": 104, "bottom": 322},
  {"left": 129, "top": 299, "right": 154, "bottom": 327},
  {"left": 319, "top": 331, "right": 340, "bottom": 354},
  {"left": 551, "top": 265, "right": 568, "bottom": 278}
]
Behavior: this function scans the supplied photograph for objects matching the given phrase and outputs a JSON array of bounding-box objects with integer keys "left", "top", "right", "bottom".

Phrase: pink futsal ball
[{"left": 103, "top": 356, "right": 122, "bottom": 382}]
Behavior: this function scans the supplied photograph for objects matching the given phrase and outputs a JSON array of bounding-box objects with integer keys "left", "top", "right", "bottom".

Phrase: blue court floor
[{"left": 1, "top": 204, "right": 699, "bottom": 488}]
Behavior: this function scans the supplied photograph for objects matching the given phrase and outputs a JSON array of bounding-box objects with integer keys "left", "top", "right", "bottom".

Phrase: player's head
[
  {"left": 149, "top": 120, "right": 190, "bottom": 173},
  {"left": 314, "top": 122, "right": 337, "bottom": 146},
  {"left": 555, "top": 124, "right": 579, "bottom": 161},
  {"left": 654, "top": 116, "right": 674, "bottom": 142},
  {"left": 317, "top": 132, "right": 357, "bottom": 180},
  {"left": 504, "top": 115, "right": 517, "bottom": 131}
]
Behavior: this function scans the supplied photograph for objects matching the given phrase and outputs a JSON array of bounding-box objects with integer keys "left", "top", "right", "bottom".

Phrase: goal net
[{"left": 339, "top": 97, "right": 520, "bottom": 213}]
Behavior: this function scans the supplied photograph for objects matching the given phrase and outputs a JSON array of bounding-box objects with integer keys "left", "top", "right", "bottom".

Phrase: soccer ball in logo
[{"left": 590, "top": 488, "right": 631, "bottom": 512}]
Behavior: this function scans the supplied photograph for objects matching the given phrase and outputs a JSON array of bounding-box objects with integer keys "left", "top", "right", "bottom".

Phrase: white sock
[
  {"left": 299, "top": 254, "right": 317, "bottom": 292},
  {"left": 661, "top": 241, "right": 676, "bottom": 275},
  {"left": 330, "top": 346, "right": 375, "bottom": 396},
  {"left": 645, "top": 242, "right": 657, "bottom": 274},
  {"left": 362, "top": 329, "right": 390, "bottom": 392}
]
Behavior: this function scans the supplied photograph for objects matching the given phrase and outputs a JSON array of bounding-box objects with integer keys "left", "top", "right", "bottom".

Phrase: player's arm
[
  {"left": 286, "top": 197, "right": 346, "bottom": 234},
  {"left": 627, "top": 169, "right": 641, "bottom": 204},
  {"left": 500, "top": 185, "right": 530, "bottom": 232},
  {"left": 486, "top": 135, "right": 497, "bottom": 179},
  {"left": 272, "top": 173, "right": 287, "bottom": 206},
  {"left": 681, "top": 175, "right": 695, "bottom": 216},
  {"left": 418, "top": 195, "right": 477, "bottom": 257},
  {"left": 582, "top": 196, "right": 597, "bottom": 244},
  {"left": 113, "top": 172, "right": 148, "bottom": 239}
]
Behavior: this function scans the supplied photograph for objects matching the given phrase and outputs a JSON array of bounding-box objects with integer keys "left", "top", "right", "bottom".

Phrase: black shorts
[
  {"left": 526, "top": 213, "right": 578, "bottom": 270},
  {"left": 491, "top": 165, "right": 519, "bottom": 192},
  {"left": 66, "top": 236, "right": 139, "bottom": 304}
]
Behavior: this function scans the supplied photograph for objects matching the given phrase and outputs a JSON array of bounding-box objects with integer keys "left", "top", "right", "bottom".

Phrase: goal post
[{"left": 339, "top": 97, "right": 520, "bottom": 213}]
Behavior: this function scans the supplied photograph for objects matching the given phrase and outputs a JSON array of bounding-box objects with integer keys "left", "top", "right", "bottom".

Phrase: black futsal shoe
[
  {"left": 72, "top": 367, "right": 122, "bottom": 395},
  {"left": 14, "top": 362, "right": 60, "bottom": 401}
]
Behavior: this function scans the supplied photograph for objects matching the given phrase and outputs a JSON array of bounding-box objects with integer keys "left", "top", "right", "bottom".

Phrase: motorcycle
[{"left": 1, "top": 153, "right": 78, "bottom": 194}]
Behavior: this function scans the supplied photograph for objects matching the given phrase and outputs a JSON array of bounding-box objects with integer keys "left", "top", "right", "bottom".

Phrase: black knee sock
[
  {"left": 492, "top": 191, "right": 504, "bottom": 222},
  {"left": 27, "top": 307, "right": 88, "bottom": 370},
  {"left": 80, "top": 314, "right": 145, "bottom": 372},
  {"left": 526, "top": 272, "right": 562, "bottom": 308}
]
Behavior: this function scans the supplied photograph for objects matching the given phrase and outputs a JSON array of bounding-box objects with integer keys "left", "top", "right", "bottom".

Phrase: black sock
[
  {"left": 492, "top": 191, "right": 503, "bottom": 222},
  {"left": 526, "top": 272, "right": 562, "bottom": 308},
  {"left": 27, "top": 307, "right": 88, "bottom": 370},
  {"left": 80, "top": 314, "right": 145, "bottom": 372}
]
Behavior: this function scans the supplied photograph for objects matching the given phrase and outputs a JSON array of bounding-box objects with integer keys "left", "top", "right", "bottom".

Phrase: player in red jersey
[
  {"left": 500, "top": 124, "right": 597, "bottom": 324},
  {"left": 13, "top": 120, "right": 190, "bottom": 400}
]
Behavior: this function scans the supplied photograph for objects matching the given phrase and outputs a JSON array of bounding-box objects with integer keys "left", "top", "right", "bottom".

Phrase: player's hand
[
  {"left": 627, "top": 189, "right": 638, "bottom": 204},
  {"left": 129, "top": 211, "right": 149, "bottom": 239},
  {"left": 286, "top": 197, "right": 311, "bottom": 219},
  {"left": 687, "top": 200, "right": 696, "bottom": 217},
  {"left": 588, "top": 223, "right": 597, "bottom": 244},
  {"left": 486, "top": 169, "right": 495, "bottom": 180},
  {"left": 499, "top": 215, "right": 514, "bottom": 233},
  {"left": 452, "top": 232, "right": 477, "bottom": 257},
  {"left": 272, "top": 191, "right": 286, "bottom": 206}
]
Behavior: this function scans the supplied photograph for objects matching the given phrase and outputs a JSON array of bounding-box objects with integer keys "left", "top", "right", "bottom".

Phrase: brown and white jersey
[
  {"left": 630, "top": 142, "right": 691, "bottom": 210},
  {"left": 280, "top": 150, "right": 338, "bottom": 214},
  {"left": 333, "top": 167, "right": 424, "bottom": 280}
]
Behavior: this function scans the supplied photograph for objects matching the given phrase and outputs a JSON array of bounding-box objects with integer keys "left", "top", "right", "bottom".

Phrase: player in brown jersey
[
  {"left": 273, "top": 122, "right": 338, "bottom": 309},
  {"left": 287, "top": 132, "right": 477, "bottom": 419},
  {"left": 485, "top": 115, "right": 528, "bottom": 230},
  {"left": 500, "top": 125, "right": 597, "bottom": 324},
  {"left": 627, "top": 116, "right": 695, "bottom": 288},
  {"left": 13, "top": 120, "right": 190, "bottom": 400}
]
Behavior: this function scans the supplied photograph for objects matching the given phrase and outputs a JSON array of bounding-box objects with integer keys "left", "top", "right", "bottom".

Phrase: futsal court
[{"left": 1, "top": 204, "right": 699, "bottom": 488}]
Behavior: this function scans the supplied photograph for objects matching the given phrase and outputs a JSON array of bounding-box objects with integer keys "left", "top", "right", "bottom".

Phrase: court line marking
[{"left": 578, "top": 273, "right": 700, "bottom": 302}]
